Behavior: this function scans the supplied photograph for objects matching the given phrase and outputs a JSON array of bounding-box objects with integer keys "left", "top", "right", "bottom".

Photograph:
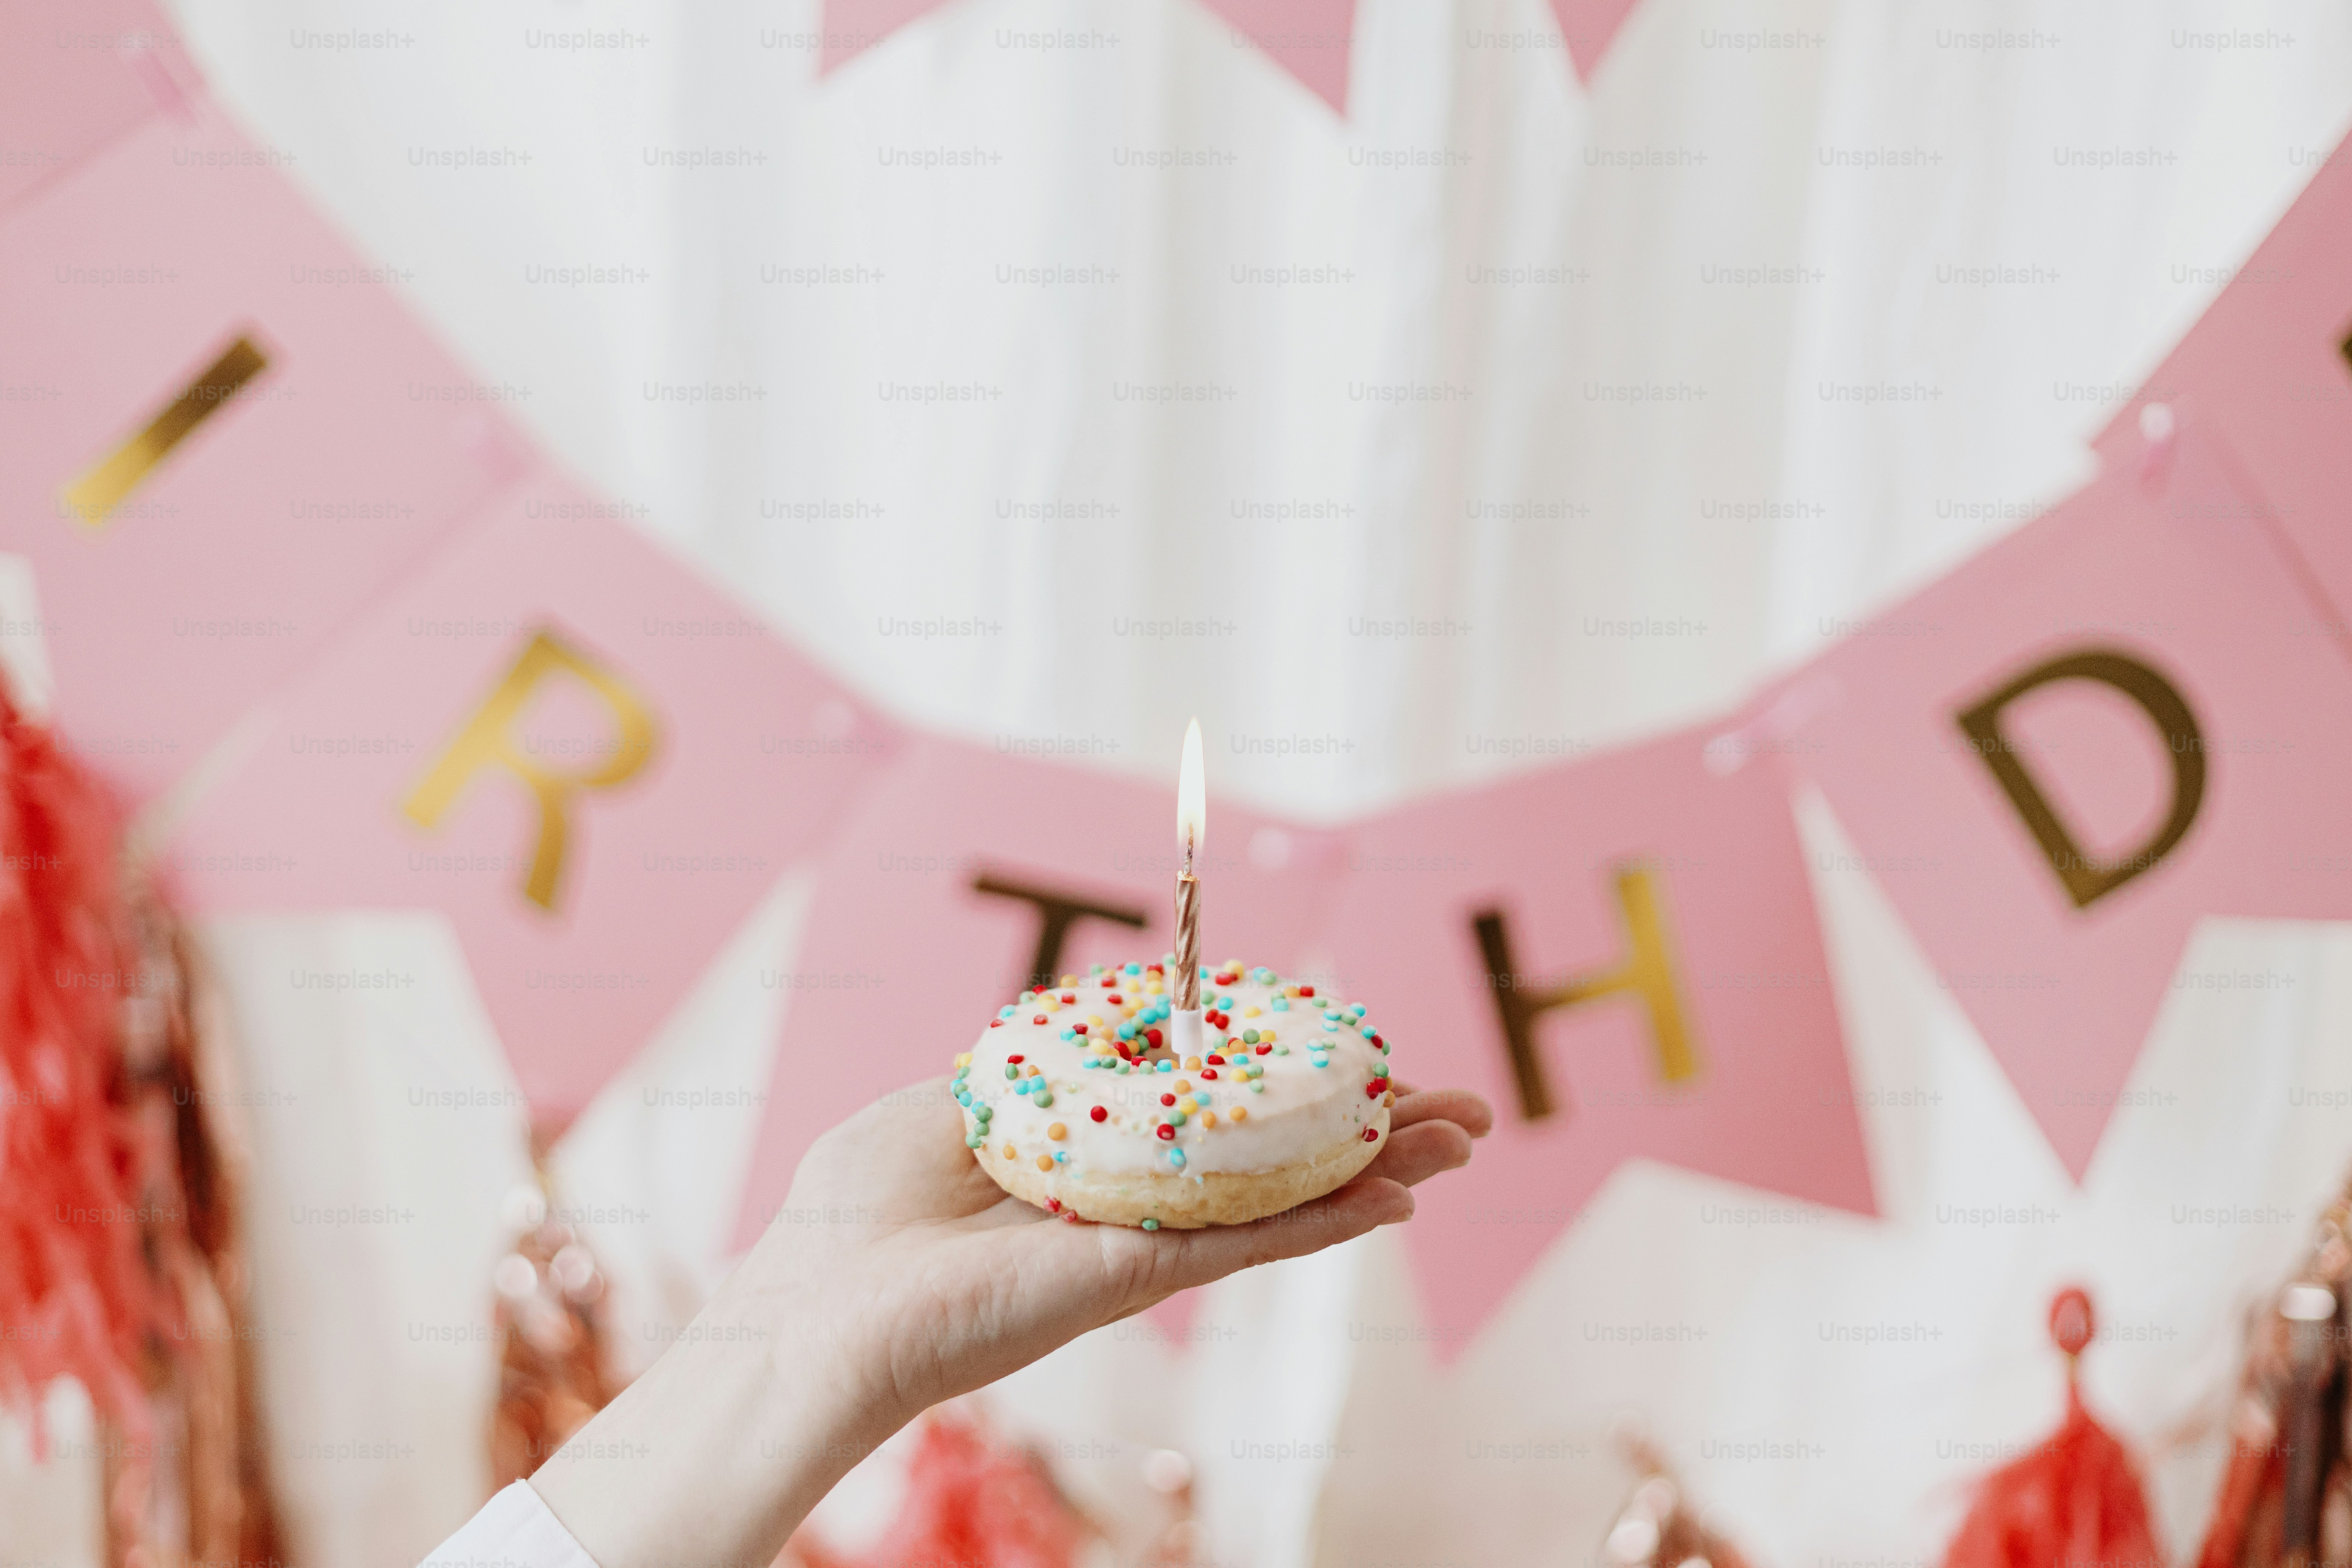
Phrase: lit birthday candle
[{"left": 1170, "top": 718, "right": 1205, "bottom": 1058}]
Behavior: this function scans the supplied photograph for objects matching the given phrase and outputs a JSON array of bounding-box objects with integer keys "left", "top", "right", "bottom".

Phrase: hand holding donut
[{"left": 529, "top": 1062, "right": 1490, "bottom": 1568}]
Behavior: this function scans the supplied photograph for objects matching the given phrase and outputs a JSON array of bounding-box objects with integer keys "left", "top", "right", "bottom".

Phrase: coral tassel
[{"left": 1942, "top": 1288, "right": 2162, "bottom": 1568}]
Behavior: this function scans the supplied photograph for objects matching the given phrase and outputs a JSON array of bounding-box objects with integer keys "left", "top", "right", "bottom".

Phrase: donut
[{"left": 951, "top": 960, "right": 1395, "bottom": 1228}]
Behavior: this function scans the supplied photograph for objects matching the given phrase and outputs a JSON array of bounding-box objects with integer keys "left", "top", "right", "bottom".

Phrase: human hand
[
  {"left": 726, "top": 1075, "right": 1494, "bottom": 1426},
  {"left": 531, "top": 1076, "right": 1490, "bottom": 1568}
]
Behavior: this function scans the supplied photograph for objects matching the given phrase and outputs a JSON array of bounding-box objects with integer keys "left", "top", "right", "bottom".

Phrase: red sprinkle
[
  {"left": 1255, "top": 1044, "right": 1273, "bottom": 1056},
  {"left": 1007, "top": 1054, "right": 1025, "bottom": 1064},
  {"left": 1201, "top": 1069, "right": 1218, "bottom": 1080},
  {"left": 1160, "top": 1093, "right": 1176, "bottom": 1106},
  {"left": 1205, "top": 1053, "right": 1225, "bottom": 1065},
  {"left": 990, "top": 1019, "right": 1004, "bottom": 1028},
  {"left": 1108, "top": 994, "right": 1122, "bottom": 1005},
  {"left": 1299, "top": 986, "right": 1315, "bottom": 997},
  {"left": 1060, "top": 992, "right": 1076, "bottom": 1003},
  {"left": 1145, "top": 1028, "right": 1163, "bottom": 1047},
  {"left": 1090, "top": 1106, "right": 1108, "bottom": 1122},
  {"left": 1032, "top": 1016, "right": 1046, "bottom": 1024},
  {"left": 1156, "top": 1124, "right": 1175, "bottom": 1141},
  {"left": 1364, "top": 1127, "right": 1380, "bottom": 1141},
  {"left": 1047, "top": 1198, "right": 1061, "bottom": 1212}
]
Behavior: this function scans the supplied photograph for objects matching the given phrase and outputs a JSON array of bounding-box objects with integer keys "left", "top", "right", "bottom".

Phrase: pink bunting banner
[
  {"left": 0, "top": 102, "right": 531, "bottom": 802},
  {"left": 165, "top": 469, "right": 898, "bottom": 1125},
  {"left": 729, "top": 734, "right": 1349, "bottom": 1250},
  {"left": 823, "top": 0, "right": 1359, "bottom": 110},
  {"left": 1553, "top": 0, "right": 1646, "bottom": 82},
  {"left": 2095, "top": 127, "right": 2352, "bottom": 626},
  {"left": 818, "top": 0, "right": 1644, "bottom": 107},
  {"left": 1318, "top": 718, "right": 1875, "bottom": 1345},
  {"left": 12, "top": 0, "right": 2352, "bottom": 1355},
  {"left": 1788, "top": 411, "right": 2352, "bottom": 1179},
  {"left": 0, "top": 0, "right": 194, "bottom": 216}
]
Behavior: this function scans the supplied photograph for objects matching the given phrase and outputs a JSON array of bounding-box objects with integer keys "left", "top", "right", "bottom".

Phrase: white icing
[{"left": 953, "top": 965, "right": 1393, "bottom": 1180}]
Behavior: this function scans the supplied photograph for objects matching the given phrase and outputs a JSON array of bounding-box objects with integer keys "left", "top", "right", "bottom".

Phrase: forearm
[{"left": 528, "top": 1320, "right": 899, "bottom": 1568}]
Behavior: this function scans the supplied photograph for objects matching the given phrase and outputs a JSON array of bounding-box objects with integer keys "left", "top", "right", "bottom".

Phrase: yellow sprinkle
[
  {"left": 1230, "top": 1106, "right": 1247, "bottom": 1123},
  {"left": 1036, "top": 1154, "right": 1055, "bottom": 1172},
  {"left": 1088, "top": 1014, "right": 1105, "bottom": 1027},
  {"left": 955, "top": 1052, "right": 972, "bottom": 1067},
  {"left": 1001, "top": 1144, "right": 1016, "bottom": 1159},
  {"left": 1026, "top": 1064, "right": 1042, "bottom": 1077},
  {"left": 1183, "top": 1057, "right": 1202, "bottom": 1072},
  {"left": 1284, "top": 986, "right": 1301, "bottom": 999},
  {"left": 1060, "top": 974, "right": 1079, "bottom": 986},
  {"left": 1243, "top": 1005, "right": 1261, "bottom": 1017},
  {"left": 1174, "top": 1079, "right": 1192, "bottom": 1094},
  {"left": 1261, "top": 1030, "right": 1276, "bottom": 1042},
  {"left": 1382, "top": 1090, "right": 1395, "bottom": 1107},
  {"left": 1200, "top": 1111, "right": 1217, "bottom": 1128},
  {"left": 1048, "top": 1122, "right": 1067, "bottom": 1140}
]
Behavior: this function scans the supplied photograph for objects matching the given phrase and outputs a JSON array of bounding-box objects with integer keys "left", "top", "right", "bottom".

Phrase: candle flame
[{"left": 1177, "top": 717, "right": 1205, "bottom": 872}]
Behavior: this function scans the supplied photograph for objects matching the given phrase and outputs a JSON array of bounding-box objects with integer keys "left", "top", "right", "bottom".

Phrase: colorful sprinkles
[{"left": 953, "top": 960, "right": 1395, "bottom": 1211}]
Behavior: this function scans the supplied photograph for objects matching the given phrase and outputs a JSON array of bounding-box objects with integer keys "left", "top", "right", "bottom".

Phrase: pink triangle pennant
[
  {"left": 1317, "top": 716, "right": 1876, "bottom": 1349},
  {"left": 1790, "top": 411, "right": 2352, "bottom": 1179},
  {"left": 1553, "top": 0, "right": 1645, "bottom": 83},
  {"left": 165, "top": 468, "right": 900, "bottom": 1127},
  {"left": 821, "top": 0, "right": 1360, "bottom": 113}
]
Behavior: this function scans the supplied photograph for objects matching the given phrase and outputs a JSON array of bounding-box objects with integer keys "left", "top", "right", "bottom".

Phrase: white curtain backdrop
[{"left": 11, "top": 0, "right": 2352, "bottom": 1563}]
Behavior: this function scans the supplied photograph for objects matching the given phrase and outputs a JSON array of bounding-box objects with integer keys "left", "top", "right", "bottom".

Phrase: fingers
[
  {"left": 1389, "top": 1087, "right": 1495, "bottom": 1140},
  {"left": 1143, "top": 1176, "right": 1414, "bottom": 1296},
  {"left": 1358, "top": 1117, "right": 1473, "bottom": 1189}
]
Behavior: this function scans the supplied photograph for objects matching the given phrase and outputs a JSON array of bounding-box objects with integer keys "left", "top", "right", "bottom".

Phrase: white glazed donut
[{"left": 953, "top": 960, "right": 1396, "bottom": 1228}]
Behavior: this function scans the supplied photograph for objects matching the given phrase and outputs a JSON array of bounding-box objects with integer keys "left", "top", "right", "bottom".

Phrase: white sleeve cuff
[{"left": 421, "top": 1481, "right": 601, "bottom": 1568}]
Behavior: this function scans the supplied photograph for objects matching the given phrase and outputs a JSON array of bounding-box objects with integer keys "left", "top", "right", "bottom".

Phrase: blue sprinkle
[
  {"left": 1271, "top": 998, "right": 1289, "bottom": 1012},
  {"left": 1157, "top": 1060, "right": 1174, "bottom": 1074},
  {"left": 999, "top": 1006, "right": 1017, "bottom": 1019},
  {"left": 1054, "top": 1150, "right": 1068, "bottom": 1163},
  {"left": 1168, "top": 1148, "right": 1187, "bottom": 1169},
  {"left": 1124, "top": 962, "right": 1142, "bottom": 976}
]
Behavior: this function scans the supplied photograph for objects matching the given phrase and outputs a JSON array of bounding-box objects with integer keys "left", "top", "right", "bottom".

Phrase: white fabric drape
[{"left": 10, "top": 0, "right": 2352, "bottom": 1562}]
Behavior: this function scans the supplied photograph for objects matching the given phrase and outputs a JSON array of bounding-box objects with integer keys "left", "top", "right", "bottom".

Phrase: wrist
[{"left": 531, "top": 1305, "right": 898, "bottom": 1568}]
